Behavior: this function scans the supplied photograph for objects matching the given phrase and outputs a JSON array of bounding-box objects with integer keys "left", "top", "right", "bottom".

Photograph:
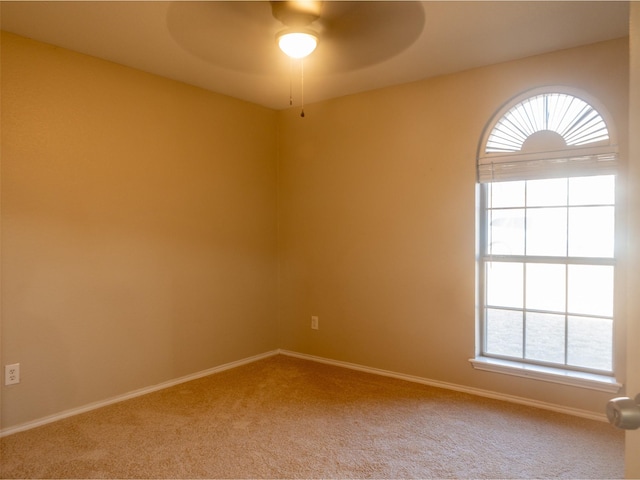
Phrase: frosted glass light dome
[{"left": 277, "top": 31, "right": 318, "bottom": 59}]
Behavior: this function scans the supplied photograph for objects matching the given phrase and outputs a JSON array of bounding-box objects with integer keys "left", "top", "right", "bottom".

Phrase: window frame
[
  {"left": 479, "top": 177, "right": 616, "bottom": 370},
  {"left": 471, "top": 87, "right": 622, "bottom": 393}
]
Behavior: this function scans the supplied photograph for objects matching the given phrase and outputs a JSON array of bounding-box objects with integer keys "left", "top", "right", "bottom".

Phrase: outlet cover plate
[{"left": 5, "top": 363, "right": 20, "bottom": 385}]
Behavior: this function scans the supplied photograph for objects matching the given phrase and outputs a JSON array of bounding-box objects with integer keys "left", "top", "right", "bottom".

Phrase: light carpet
[{"left": 0, "top": 354, "right": 624, "bottom": 478}]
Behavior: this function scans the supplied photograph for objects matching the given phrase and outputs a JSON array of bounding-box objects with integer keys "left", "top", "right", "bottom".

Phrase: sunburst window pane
[{"left": 485, "top": 93, "right": 609, "bottom": 153}]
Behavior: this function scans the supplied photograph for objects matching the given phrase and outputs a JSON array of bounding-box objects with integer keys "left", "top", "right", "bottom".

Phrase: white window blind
[{"left": 478, "top": 92, "right": 617, "bottom": 183}]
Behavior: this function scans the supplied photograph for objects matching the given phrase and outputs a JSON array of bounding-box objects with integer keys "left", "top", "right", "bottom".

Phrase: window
[{"left": 473, "top": 88, "right": 621, "bottom": 391}]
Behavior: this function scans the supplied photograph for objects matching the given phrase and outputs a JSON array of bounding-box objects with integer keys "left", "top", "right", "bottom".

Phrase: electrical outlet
[
  {"left": 5, "top": 363, "right": 20, "bottom": 385},
  {"left": 311, "top": 316, "right": 319, "bottom": 330}
]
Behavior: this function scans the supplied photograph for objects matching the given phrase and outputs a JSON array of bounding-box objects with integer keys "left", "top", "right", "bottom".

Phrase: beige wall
[
  {"left": 277, "top": 37, "right": 629, "bottom": 414},
  {"left": 1, "top": 32, "right": 278, "bottom": 428},
  {"left": 1, "top": 31, "right": 631, "bottom": 431}
]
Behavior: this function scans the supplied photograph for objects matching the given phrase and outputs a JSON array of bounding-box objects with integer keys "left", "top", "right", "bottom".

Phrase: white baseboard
[
  {"left": 278, "top": 349, "right": 608, "bottom": 423},
  {"left": 0, "top": 350, "right": 279, "bottom": 438},
  {"left": 2, "top": 348, "right": 607, "bottom": 438}
]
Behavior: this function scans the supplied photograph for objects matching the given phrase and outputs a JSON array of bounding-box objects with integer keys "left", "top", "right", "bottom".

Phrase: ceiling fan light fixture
[{"left": 277, "top": 30, "right": 318, "bottom": 59}]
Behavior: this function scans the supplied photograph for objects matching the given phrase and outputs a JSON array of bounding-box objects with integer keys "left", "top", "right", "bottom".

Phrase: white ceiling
[{"left": 0, "top": 1, "right": 630, "bottom": 110}]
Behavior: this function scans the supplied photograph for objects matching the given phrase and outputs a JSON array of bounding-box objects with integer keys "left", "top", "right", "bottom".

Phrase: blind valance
[{"left": 477, "top": 146, "right": 618, "bottom": 183}]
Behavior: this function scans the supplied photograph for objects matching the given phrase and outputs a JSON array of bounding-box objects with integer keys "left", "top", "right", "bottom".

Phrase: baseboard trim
[
  {"left": 0, "top": 350, "right": 279, "bottom": 438},
  {"left": 2, "top": 348, "right": 607, "bottom": 437},
  {"left": 278, "top": 349, "right": 608, "bottom": 423}
]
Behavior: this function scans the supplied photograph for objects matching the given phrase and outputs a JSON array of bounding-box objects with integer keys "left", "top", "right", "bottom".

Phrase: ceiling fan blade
[
  {"left": 270, "top": 1, "right": 323, "bottom": 28},
  {"left": 167, "top": 2, "right": 287, "bottom": 74},
  {"left": 312, "top": 2, "right": 425, "bottom": 73}
]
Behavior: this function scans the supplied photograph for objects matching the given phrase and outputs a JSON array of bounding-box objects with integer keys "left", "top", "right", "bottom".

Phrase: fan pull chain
[
  {"left": 289, "top": 58, "right": 293, "bottom": 106},
  {"left": 300, "top": 59, "right": 305, "bottom": 118},
  {"left": 286, "top": 59, "right": 307, "bottom": 118}
]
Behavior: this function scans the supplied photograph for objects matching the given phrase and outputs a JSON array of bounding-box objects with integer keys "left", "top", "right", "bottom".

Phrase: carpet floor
[{"left": 0, "top": 354, "right": 624, "bottom": 479}]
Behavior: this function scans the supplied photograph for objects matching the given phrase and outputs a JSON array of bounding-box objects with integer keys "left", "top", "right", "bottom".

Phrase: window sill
[{"left": 469, "top": 356, "right": 622, "bottom": 393}]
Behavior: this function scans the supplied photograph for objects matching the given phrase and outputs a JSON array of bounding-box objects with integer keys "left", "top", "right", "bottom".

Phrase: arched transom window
[
  {"left": 478, "top": 89, "right": 617, "bottom": 183},
  {"left": 486, "top": 93, "right": 609, "bottom": 152}
]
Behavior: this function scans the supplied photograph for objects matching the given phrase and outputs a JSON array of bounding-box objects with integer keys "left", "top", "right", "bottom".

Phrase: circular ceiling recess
[{"left": 166, "top": 1, "right": 425, "bottom": 75}]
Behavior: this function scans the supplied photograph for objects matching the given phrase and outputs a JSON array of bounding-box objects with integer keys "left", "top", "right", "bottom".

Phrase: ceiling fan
[{"left": 166, "top": 1, "right": 426, "bottom": 75}]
